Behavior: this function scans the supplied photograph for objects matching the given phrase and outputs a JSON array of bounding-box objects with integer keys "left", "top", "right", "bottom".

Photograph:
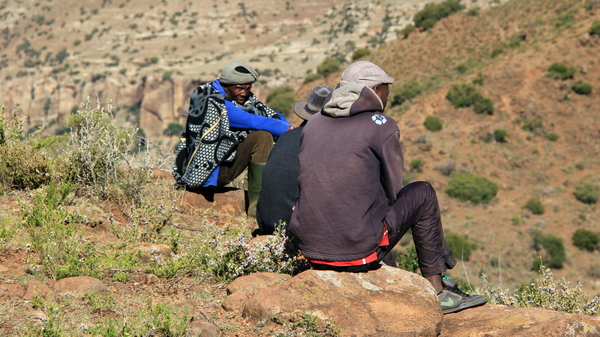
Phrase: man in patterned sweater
[{"left": 173, "top": 60, "right": 291, "bottom": 216}]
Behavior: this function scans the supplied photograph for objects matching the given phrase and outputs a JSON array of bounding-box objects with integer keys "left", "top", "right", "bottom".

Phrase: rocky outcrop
[
  {"left": 0, "top": 76, "right": 200, "bottom": 142},
  {"left": 228, "top": 267, "right": 600, "bottom": 336},
  {"left": 441, "top": 305, "right": 600, "bottom": 336},
  {"left": 241, "top": 266, "right": 443, "bottom": 336}
]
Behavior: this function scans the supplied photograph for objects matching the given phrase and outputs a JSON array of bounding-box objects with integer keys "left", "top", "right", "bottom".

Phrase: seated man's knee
[{"left": 251, "top": 130, "right": 274, "bottom": 143}]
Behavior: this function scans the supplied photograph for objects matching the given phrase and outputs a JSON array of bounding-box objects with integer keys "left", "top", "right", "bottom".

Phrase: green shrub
[
  {"left": 266, "top": 86, "right": 295, "bottom": 116},
  {"left": 445, "top": 233, "right": 477, "bottom": 261},
  {"left": 446, "top": 83, "right": 493, "bottom": 114},
  {"left": 413, "top": 0, "right": 463, "bottom": 31},
  {"left": 0, "top": 105, "right": 66, "bottom": 192},
  {"left": 521, "top": 118, "right": 543, "bottom": 134},
  {"left": 545, "top": 132, "right": 559, "bottom": 141},
  {"left": 391, "top": 78, "right": 426, "bottom": 106},
  {"left": 547, "top": 63, "right": 576, "bottom": 80},
  {"left": 316, "top": 57, "right": 340, "bottom": 78},
  {"left": 446, "top": 173, "right": 498, "bottom": 205},
  {"left": 572, "top": 229, "right": 599, "bottom": 252},
  {"left": 55, "top": 47, "right": 69, "bottom": 63},
  {"left": 303, "top": 73, "right": 321, "bottom": 84},
  {"left": 572, "top": 81, "right": 592, "bottom": 95},
  {"left": 409, "top": 159, "right": 424, "bottom": 173},
  {"left": 481, "top": 265, "right": 589, "bottom": 313},
  {"left": 574, "top": 183, "right": 600, "bottom": 204},
  {"left": 163, "top": 122, "right": 182, "bottom": 136},
  {"left": 532, "top": 230, "right": 566, "bottom": 269},
  {"left": 493, "top": 129, "right": 508, "bottom": 142},
  {"left": 467, "top": 8, "right": 479, "bottom": 16},
  {"left": 524, "top": 197, "right": 545, "bottom": 215},
  {"left": 423, "top": 115, "right": 443, "bottom": 131},
  {"left": 395, "top": 245, "right": 419, "bottom": 273},
  {"left": 491, "top": 47, "right": 504, "bottom": 58},
  {"left": 398, "top": 24, "right": 415, "bottom": 38},
  {"left": 590, "top": 20, "right": 600, "bottom": 36},
  {"left": 351, "top": 48, "right": 370, "bottom": 61},
  {"left": 473, "top": 96, "right": 494, "bottom": 115}
]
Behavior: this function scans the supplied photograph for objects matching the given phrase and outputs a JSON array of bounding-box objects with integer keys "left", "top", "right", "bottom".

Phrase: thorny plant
[
  {"left": 480, "top": 265, "right": 600, "bottom": 315},
  {"left": 64, "top": 97, "right": 147, "bottom": 207}
]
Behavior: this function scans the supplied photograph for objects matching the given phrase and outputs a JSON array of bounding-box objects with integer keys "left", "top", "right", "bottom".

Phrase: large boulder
[
  {"left": 241, "top": 266, "right": 442, "bottom": 336},
  {"left": 441, "top": 305, "right": 600, "bottom": 336}
]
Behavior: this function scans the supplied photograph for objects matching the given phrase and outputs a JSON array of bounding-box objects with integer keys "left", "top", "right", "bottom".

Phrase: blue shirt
[{"left": 204, "top": 80, "right": 290, "bottom": 186}]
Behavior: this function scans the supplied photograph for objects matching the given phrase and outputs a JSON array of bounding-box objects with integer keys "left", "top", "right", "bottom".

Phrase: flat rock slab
[
  {"left": 440, "top": 305, "right": 600, "bottom": 336},
  {"left": 242, "top": 266, "right": 442, "bottom": 336}
]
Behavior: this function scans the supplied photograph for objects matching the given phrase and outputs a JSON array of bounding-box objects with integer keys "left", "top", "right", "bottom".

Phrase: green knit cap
[{"left": 219, "top": 60, "right": 259, "bottom": 85}]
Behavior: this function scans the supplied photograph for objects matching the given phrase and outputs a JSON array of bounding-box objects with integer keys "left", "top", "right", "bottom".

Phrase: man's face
[
  {"left": 223, "top": 84, "right": 252, "bottom": 104},
  {"left": 374, "top": 84, "right": 389, "bottom": 109}
]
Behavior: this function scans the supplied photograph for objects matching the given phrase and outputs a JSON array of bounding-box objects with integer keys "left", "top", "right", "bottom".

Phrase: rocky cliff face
[{"left": 0, "top": 0, "right": 507, "bottom": 141}]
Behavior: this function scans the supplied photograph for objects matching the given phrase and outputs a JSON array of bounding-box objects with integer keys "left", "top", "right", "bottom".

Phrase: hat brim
[{"left": 293, "top": 100, "right": 315, "bottom": 121}]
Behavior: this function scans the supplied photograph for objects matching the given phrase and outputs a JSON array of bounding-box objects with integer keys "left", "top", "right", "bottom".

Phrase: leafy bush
[
  {"left": 572, "top": 229, "right": 599, "bottom": 252},
  {"left": 316, "top": 57, "right": 340, "bottom": 78},
  {"left": 521, "top": 118, "right": 543, "bottom": 134},
  {"left": 473, "top": 96, "right": 494, "bottom": 115},
  {"left": 481, "top": 265, "right": 596, "bottom": 314},
  {"left": 192, "top": 225, "right": 308, "bottom": 282},
  {"left": 0, "top": 105, "right": 66, "bottom": 192},
  {"left": 391, "top": 78, "right": 426, "bottom": 106},
  {"left": 574, "top": 183, "right": 600, "bottom": 204},
  {"left": 398, "top": 24, "right": 415, "bottom": 38},
  {"left": 413, "top": 0, "right": 463, "bottom": 31},
  {"left": 423, "top": 115, "right": 443, "bottom": 131},
  {"left": 446, "top": 83, "right": 494, "bottom": 114},
  {"left": 493, "top": 129, "right": 508, "bottom": 142},
  {"left": 409, "top": 159, "right": 424, "bottom": 173},
  {"left": 446, "top": 173, "right": 498, "bottom": 205},
  {"left": 491, "top": 47, "right": 504, "bottom": 58},
  {"left": 351, "top": 48, "right": 370, "bottom": 61},
  {"left": 395, "top": 245, "right": 419, "bottom": 273},
  {"left": 590, "top": 20, "right": 600, "bottom": 36},
  {"left": 547, "top": 63, "right": 576, "bottom": 80},
  {"left": 524, "top": 197, "right": 545, "bottom": 215},
  {"left": 545, "top": 132, "right": 559, "bottom": 141},
  {"left": 572, "top": 81, "right": 592, "bottom": 95},
  {"left": 266, "top": 86, "right": 295, "bottom": 116},
  {"left": 445, "top": 233, "right": 477, "bottom": 261},
  {"left": 532, "top": 230, "right": 566, "bottom": 269},
  {"left": 303, "top": 73, "right": 321, "bottom": 84}
]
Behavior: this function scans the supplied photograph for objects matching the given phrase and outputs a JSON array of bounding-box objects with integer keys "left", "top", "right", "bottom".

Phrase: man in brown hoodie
[{"left": 289, "top": 61, "right": 487, "bottom": 314}]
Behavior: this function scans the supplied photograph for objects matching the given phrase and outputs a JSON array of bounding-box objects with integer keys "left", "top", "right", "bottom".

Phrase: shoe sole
[{"left": 442, "top": 297, "right": 488, "bottom": 314}]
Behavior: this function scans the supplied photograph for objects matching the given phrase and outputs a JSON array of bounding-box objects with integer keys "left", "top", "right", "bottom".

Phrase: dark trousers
[
  {"left": 311, "top": 181, "right": 456, "bottom": 277},
  {"left": 217, "top": 131, "right": 273, "bottom": 186},
  {"left": 381, "top": 181, "right": 457, "bottom": 277}
]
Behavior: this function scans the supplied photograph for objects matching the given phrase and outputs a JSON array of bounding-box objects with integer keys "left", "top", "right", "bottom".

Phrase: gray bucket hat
[
  {"left": 293, "top": 85, "right": 334, "bottom": 120},
  {"left": 219, "top": 60, "right": 259, "bottom": 85}
]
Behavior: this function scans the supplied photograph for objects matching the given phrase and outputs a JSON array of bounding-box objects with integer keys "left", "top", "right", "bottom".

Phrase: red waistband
[{"left": 307, "top": 221, "right": 389, "bottom": 267}]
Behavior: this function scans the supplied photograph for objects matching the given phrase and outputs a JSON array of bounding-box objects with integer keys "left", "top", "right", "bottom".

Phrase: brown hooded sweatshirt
[{"left": 289, "top": 81, "right": 404, "bottom": 262}]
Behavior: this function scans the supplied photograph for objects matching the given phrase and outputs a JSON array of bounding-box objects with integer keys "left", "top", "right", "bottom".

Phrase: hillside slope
[{"left": 362, "top": 0, "right": 600, "bottom": 294}]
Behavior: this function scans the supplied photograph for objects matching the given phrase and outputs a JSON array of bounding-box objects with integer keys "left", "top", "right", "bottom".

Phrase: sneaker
[{"left": 437, "top": 277, "right": 488, "bottom": 314}]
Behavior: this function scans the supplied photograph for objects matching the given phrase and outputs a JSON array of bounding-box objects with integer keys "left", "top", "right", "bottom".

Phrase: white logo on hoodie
[{"left": 372, "top": 114, "right": 387, "bottom": 125}]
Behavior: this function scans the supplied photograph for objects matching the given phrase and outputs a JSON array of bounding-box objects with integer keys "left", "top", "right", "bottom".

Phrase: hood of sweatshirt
[{"left": 322, "top": 81, "right": 384, "bottom": 118}]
